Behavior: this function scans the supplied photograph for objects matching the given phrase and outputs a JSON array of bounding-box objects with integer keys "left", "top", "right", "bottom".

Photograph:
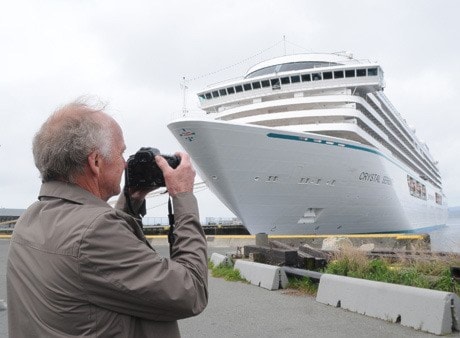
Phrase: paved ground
[
  {"left": 180, "top": 270, "right": 446, "bottom": 338},
  {"left": 0, "top": 241, "right": 8, "bottom": 338},
  {"left": 0, "top": 240, "right": 458, "bottom": 337}
]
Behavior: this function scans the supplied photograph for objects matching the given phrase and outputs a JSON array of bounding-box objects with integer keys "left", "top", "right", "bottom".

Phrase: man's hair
[{"left": 33, "top": 98, "right": 113, "bottom": 182}]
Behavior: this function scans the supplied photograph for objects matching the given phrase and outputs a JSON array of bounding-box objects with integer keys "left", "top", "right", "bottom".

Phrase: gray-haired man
[{"left": 7, "top": 99, "right": 208, "bottom": 337}]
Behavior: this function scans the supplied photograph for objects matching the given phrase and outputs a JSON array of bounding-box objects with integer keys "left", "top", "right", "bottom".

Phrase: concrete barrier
[
  {"left": 316, "top": 273, "right": 460, "bottom": 335},
  {"left": 234, "top": 260, "right": 288, "bottom": 291},
  {"left": 210, "top": 253, "right": 233, "bottom": 267}
]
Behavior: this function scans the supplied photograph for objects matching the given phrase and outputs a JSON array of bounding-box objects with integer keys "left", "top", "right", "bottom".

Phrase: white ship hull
[{"left": 169, "top": 119, "right": 448, "bottom": 235}]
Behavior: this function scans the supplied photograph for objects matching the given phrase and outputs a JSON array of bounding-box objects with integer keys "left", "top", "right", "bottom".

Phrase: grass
[
  {"left": 208, "top": 261, "right": 247, "bottom": 282},
  {"left": 286, "top": 276, "right": 318, "bottom": 295},
  {"left": 325, "top": 247, "right": 460, "bottom": 295}
]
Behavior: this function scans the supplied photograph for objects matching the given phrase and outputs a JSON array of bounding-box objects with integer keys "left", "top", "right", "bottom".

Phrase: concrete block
[
  {"left": 210, "top": 253, "right": 233, "bottom": 267},
  {"left": 316, "top": 273, "right": 459, "bottom": 335},
  {"left": 234, "top": 260, "right": 288, "bottom": 290},
  {"left": 321, "top": 237, "right": 352, "bottom": 251},
  {"left": 244, "top": 245, "right": 297, "bottom": 265}
]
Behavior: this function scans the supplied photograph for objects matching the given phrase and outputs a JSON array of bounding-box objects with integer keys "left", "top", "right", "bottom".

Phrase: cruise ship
[{"left": 168, "top": 53, "right": 448, "bottom": 235}]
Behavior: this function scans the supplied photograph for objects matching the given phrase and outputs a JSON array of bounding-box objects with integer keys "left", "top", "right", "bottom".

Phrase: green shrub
[
  {"left": 325, "top": 249, "right": 460, "bottom": 296},
  {"left": 208, "top": 260, "right": 247, "bottom": 282}
]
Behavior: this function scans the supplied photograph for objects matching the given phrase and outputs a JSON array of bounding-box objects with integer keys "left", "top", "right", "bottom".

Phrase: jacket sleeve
[{"left": 78, "top": 192, "right": 208, "bottom": 321}]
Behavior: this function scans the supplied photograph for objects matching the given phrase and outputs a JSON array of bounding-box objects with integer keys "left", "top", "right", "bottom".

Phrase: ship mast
[
  {"left": 181, "top": 76, "right": 189, "bottom": 117},
  {"left": 283, "top": 35, "right": 286, "bottom": 55}
]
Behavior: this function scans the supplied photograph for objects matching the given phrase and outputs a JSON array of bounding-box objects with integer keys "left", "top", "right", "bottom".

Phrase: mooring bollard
[{"left": 255, "top": 233, "right": 269, "bottom": 247}]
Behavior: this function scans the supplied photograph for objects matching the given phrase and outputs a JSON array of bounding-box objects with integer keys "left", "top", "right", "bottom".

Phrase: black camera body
[{"left": 126, "top": 147, "right": 180, "bottom": 188}]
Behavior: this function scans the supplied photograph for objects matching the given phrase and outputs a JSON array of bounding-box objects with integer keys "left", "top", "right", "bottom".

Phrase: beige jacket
[{"left": 7, "top": 181, "right": 208, "bottom": 337}]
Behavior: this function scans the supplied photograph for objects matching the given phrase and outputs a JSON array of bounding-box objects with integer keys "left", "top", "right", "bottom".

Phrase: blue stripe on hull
[{"left": 266, "top": 132, "right": 404, "bottom": 170}]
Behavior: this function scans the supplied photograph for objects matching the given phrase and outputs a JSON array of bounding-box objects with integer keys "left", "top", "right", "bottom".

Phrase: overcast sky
[{"left": 1, "top": 0, "right": 459, "bottom": 219}]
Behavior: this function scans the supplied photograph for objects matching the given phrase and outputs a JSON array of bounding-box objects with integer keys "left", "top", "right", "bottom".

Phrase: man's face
[{"left": 99, "top": 121, "right": 126, "bottom": 201}]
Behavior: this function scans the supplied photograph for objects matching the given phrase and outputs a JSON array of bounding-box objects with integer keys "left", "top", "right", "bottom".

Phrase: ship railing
[
  {"left": 378, "top": 92, "right": 437, "bottom": 170},
  {"left": 355, "top": 118, "right": 441, "bottom": 188},
  {"left": 358, "top": 100, "right": 440, "bottom": 182},
  {"left": 170, "top": 109, "right": 209, "bottom": 120}
]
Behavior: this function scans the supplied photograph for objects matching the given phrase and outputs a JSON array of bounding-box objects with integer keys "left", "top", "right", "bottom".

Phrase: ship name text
[{"left": 359, "top": 172, "right": 392, "bottom": 186}]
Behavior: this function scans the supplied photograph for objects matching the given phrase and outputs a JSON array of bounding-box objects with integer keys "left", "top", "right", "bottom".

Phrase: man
[{"left": 7, "top": 99, "right": 208, "bottom": 337}]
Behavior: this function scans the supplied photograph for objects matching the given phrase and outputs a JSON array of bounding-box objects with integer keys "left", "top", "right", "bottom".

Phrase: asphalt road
[{"left": 179, "top": 269, "right": 443, "bottom": 338}]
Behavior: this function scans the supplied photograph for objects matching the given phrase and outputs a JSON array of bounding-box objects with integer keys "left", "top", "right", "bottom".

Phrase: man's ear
[{"left": 87, "top": 151, "right": 101, "bottom": 177}]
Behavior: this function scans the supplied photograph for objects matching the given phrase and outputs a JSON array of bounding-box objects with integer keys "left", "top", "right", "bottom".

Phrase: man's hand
[
  {"left": 155, "top": 152, "right": 195, "bottom": 197},
  {"left": 129, "top": 186, "right": 158, "bottom": 202}
]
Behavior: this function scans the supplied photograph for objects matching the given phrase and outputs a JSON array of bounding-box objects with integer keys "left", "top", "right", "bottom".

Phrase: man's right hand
[{"left": 155, "top": 152, "right": 195, "bottom": 197}]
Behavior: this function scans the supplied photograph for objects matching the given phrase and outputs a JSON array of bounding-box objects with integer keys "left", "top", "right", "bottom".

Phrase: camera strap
[{"left": 167, "top": 196, "right": 175, "bottom": 255}]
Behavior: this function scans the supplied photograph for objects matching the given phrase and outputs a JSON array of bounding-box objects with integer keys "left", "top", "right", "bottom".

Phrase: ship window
[
  {"left": 345, "top": 69, "right": 355, "bottom": 77},
  {"left": 435, "top": 192, "right": 442, "bottom": 205},
  {"left": 243, "top": 83, "right": 252, "bottom": 91},
  {"left": 312, "top": 73, "right": 322, "bottom": 81},
  {"left": 281, "top": 77, "right": 290, "bottom": 84},
  {"left": 198, "top": 94, "right": 206, "bottom": 101},
  {"left": 245, "top": 65, "right": 277, "bottom": 78},
  {"left": 270, "top": 78, "right": 281, "bottom": 87},
  {"left": 334, "top": 71, "right": 344, "bottom": 79},
  {"left": 245, "top": 61, "right": 341, "bottom": 78},
  {"left": 235, "top": 85, "right": 243, "bottom": 93},
  {"left": 261, "top": 80, "right": 270, "bottom": 87},
  {"left": 205, "top": 93, "right": 212, "bottom": 99},
  {"left": 357, "top": 69, "right": 366, "bottom": 77},
  {"left": 219, "top": 89, "right": 227, "bottom": 96},
  {"left": 252, "top": 81, "right": 261, "bottom": 89},
  {"left": 212, "top": 91, "right": 219, "bottom": 98},
  {"left": 301, "top": 74, "right": 311, "bottom": 82},
  {"left": 407, "top": 175, "right": 428, "bottom": 201},
  {"left": 227, "top": 87, "right": 235, "bottom": 94},
  {"left": 323, "top": 72, "right": 333, "bottom": 80},
  {"left": 291, "top": 75, "right": 300, "bottom": 83},
  {"left": 266, "top": 175, "right": 278, "bottom": 182},
  {"left": 368, "top": 68, "right": 378, "bottom": 76}
]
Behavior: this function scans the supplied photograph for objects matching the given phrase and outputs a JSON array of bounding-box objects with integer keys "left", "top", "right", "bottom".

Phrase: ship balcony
[
  {"left": 231, "top": 108, "right": 390, "bottom": 145},
  {"left": 214, "top": 94, "right": 385, "bottom": 124},
  {"left": 273, "top": 122, "right": 380, "bottom": 148}
]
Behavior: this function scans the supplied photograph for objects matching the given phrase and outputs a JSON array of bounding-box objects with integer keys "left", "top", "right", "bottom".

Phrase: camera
[{"left": 125, "top": 147, "right": 180, "bottom": 188}]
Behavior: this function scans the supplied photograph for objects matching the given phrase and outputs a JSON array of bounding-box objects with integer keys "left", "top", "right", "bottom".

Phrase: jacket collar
[{"left": 38, "top": 181, "right": 111, "bottom": 208}]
